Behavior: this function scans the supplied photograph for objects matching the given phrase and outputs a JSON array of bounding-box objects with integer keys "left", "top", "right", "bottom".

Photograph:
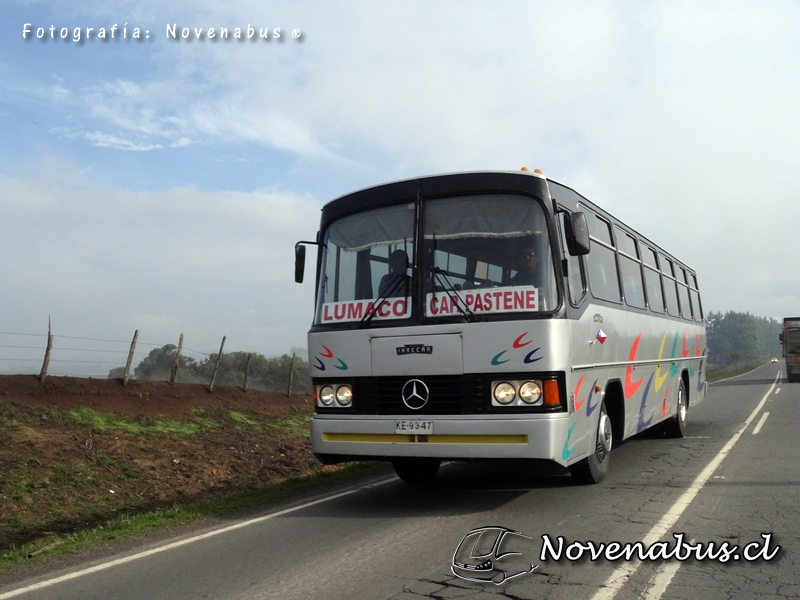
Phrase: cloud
[{"left": 0, "top": 155, "right": 321, "bottom": 373}]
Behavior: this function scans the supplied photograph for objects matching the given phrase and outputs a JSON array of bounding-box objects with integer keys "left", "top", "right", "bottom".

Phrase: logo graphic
[
  {"left": 491, "top": 332, "right": 543, "bottom": 366},
  {"left": 396, "top": 344, "right": 433, "bottom": 356},
  {"left": 451, "top": 526, "right": 537, "bottom": 584},
  {"left": 595, "top": 329, "right": 607, "bottom": 344},
  {"left": 401, "top": 379, "right": 429, "bottom": 410},
  {"left": 313, "top": 345, "right": 349, "bottom": 372}
]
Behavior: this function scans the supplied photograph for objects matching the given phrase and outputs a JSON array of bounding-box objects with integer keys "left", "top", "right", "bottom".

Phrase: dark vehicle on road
[{"left": 779, "top": 317, "right": 800, "bottom": 382}]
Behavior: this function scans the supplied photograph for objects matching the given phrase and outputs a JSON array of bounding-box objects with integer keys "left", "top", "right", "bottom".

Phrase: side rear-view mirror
[
  {"left": 295, "top": 243, "right": 307, "bottom": 283},
  {"left": 565, "top": 212, "right": 590, "bottom": 256}
]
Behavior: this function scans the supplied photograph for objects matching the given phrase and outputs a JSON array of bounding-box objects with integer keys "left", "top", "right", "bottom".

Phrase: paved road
[{"left": 1, "top": 363, "right": 795, "bottom": 600}]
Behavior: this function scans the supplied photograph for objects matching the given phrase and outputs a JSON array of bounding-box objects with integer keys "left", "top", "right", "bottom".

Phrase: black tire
[
  {"left": 663, "top": 379, "right": 687, "bottom": 438},
  {"left": 569, "top": 400, "right": 611, "bottom": 484},
  {"left": 392, "top": 458, "right": 440, "bottom": 483}
]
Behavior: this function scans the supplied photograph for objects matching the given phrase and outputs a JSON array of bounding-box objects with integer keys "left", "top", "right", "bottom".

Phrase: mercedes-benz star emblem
[{"left": 401, "top": 379, "right": 429, "bottom": 410}]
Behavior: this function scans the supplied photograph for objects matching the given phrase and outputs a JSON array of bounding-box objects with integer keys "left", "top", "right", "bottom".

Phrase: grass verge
[
  {"left": 0, "top": 461, "right": 390, "bottom": 572},
  {"left": 706, "top": 361, "right": 763, "bottom": 383}
]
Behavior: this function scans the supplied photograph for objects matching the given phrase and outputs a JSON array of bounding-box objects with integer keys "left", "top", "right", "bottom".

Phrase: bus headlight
[
  {"left": 335, "top": 385, "right": 353, "bottom": 406},
  {"left": 493, "top": 382, "right": 516, "bottom": 405},
  {"left": 319, "top": 385, "right": 335, "bottom": 406},
  {"left": 519, "top": 381, "right": 543, "bottom": 404}
]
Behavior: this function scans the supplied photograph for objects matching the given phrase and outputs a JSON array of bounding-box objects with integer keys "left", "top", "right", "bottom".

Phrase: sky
[{"left": 2, "top": 1, "right": 799, "bottom": 376}]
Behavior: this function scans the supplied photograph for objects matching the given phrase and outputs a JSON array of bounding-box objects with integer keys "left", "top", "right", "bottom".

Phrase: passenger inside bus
[{"left": 378, "top": 249, "right": 411, "bottom": 298}]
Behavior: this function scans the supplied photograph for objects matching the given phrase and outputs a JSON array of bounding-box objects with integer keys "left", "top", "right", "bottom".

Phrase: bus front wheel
[
  {"left": 569, "top": 400, "right": 611, "bottom": 484},
  {"left": 392, "top": 458, "right": 440, "bottom": 483}
]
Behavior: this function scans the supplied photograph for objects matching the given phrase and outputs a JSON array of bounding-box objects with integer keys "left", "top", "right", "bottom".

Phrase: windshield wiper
[
  {"left": 433, "top": 267, "right": 479, "bottom": 322},
  {"left": 360, "top": 271, "right": 407, "bottom": 327}
]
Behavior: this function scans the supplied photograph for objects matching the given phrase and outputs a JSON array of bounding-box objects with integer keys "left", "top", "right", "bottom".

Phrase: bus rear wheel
[
  {"left": 569, "top": 400, "right": 611, "bottom": 484},
  {"left": 392, "top": 458, "right": 441, "bottom": 483},
  {"left": 662, "top": 379, "right": 687, "bottom": 438}
]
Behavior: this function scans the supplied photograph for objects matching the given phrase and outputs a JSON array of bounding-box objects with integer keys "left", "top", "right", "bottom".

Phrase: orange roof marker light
[
  {"left": 521, "top": 166, "right": 529, "bottom": 172},
  {"left": 521, "top": 167, "right": 544, "bottom": 175}
]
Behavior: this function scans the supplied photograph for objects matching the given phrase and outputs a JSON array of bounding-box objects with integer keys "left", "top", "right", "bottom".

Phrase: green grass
[
  {"left": 0, "top": 461, "right": 390, "bottom": 571},
  {"left": 68, "top": 407, "right": 208, "bottom": 435},
  {"left": 706, "top": 361, "right": 763, "bottom": 383},
  {"left": 228, "top": 411, "right": 260, "bottom": 427},
  {"left": 266, "top": 408, "right": 312, "bottom": 435}
]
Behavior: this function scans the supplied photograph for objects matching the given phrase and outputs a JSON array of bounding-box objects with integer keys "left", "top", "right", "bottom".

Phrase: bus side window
[
  {"left": 615, "top": 227, "right": 645, "bottom": 309},
  {"left": 660, "top": 255, "right": 680, "bottom": 317},
  {"left": 584, "top": 211, "right": 621, "bottom": 303}
]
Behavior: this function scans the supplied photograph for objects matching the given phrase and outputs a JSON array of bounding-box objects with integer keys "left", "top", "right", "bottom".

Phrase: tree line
[
  {"left": 108, "top": 345, "right": 311, "bottom": 393},
  {"left": 706, "top": 311, "right": 782, "bottom": 365}
]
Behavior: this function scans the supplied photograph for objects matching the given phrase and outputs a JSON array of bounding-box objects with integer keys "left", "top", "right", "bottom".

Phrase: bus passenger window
[{"left": 585, "top": 211, "right": 621, "bottom": 303}]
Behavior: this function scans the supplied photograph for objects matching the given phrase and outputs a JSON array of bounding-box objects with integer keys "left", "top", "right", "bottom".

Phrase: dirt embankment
[{"left": 0, "top": 374, "right": 324, "bottom": 551}]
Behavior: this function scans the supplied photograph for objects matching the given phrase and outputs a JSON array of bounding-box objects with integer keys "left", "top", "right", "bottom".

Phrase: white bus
[{"left": 295, "top": 169, "right": 707, "bottom": 483}]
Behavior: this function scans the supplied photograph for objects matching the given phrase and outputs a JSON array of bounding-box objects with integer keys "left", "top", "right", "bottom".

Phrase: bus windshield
[
  {"left": 422, "top": 194, "right": 557, "bottom": 316},
  {"left": 315, "top": 202, "right": 415, "bottom": 325},
  {"left": 314, "top": 193, "right": 558, "bottom": 325}
]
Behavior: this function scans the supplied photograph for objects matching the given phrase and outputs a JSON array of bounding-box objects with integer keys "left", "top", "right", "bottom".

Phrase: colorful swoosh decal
[
  {"left": 524, "top": 348, "right": 542, "bottom": 364},
  {"left": 586, "top": 382, "right": 600, "bottom": 416},
  {"left": 636, "top": 373, "right": 654, "bottom": 432},
  {"left": 695, "top": 332, "right": 702, "bottom": 357},
  {"left": 669, "top": 333, "right": 680, "bottom": 377},
  {"left": 661, "top": 385, "right": 671, "bottom": 418},
  {"left": 655, "top": 333, "right": 668, "bottom": 392},
  {"left": 334, "top": 358, "right": 348, "bottom": 371},
  {"left": 697, "top": 349, "right": 707, "bottom": 394},
  {"left": 562, "top": 422, "right": 578, "bottom": 460},
  {"left": 574, "top": 375, "right": 587, "bottom": 411},
  {"left": 491, "top": 332, "right": 544, "bottom": 366},
  {"left": 320, "top": 345, "right": 334, "bottom": 359},
  {"left": 314, "top": 357, "right": 325, "bottom": 371},
  {"left": 513, "top": 333, "right": 532, "bottom": 348},
  {"left": 624, "top": 333, "right": 644, "bottom": 399},
  {"left": 491, "top": 350, "right": 510, "bottom": 365}
]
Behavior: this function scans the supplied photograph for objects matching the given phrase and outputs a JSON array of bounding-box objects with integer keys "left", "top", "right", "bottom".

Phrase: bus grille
[{"left": 353, "top": 375, "right": 487, "bottom": 415}]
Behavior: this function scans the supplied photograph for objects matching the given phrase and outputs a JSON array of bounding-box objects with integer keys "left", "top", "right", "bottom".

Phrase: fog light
[
  {"left": 335, "top": 385, "right": 353, "bottom": 406},
  {"left": 493, "top": 382, "right": 516, "bottom": 404},
  {"left": 319, "top": 385, "right": 335, "bottom": 406},
  {"left": 519, "top": 381, "right": 542, "bottom": 404}
]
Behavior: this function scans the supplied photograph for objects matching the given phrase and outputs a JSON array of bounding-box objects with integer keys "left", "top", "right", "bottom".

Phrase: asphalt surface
[{"left": 1, "top": 362, "right": 795, "bottom": 600}]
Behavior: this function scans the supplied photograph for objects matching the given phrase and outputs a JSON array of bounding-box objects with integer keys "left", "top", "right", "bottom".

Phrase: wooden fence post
[
  {"left": 242, "top": 353, "right": 252, "bottom": 392},
  {"left": 39, "top": 318, "right": 53, "bottom": 383},
  {"left": 170, "top": 333, "right": 183, "bottom": 384},
  {"left": 208, "top": 336, "right": 226, "bottom": 392},
  {"left": 122, "top": 330, "right": 138, "bottom": 387},
  {"left": 286, "top": 352, "right": 296, "bottom": 397}
]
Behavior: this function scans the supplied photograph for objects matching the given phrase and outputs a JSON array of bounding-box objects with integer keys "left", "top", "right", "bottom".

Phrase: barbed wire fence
[{"left": 0, "top": 324, "right": 306, "bottom": 396}]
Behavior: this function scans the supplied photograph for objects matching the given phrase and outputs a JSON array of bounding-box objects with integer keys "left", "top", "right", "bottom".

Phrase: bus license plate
[{"left": 395, "top": 420, "right": 433, "bottom": 435}]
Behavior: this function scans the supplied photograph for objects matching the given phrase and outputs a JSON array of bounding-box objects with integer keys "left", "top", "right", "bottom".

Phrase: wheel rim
[
  {"left": 596, "top": 412, "right": 612, "bottom": 460},
  {"left": 678, "top": 386, "right": 687, "bottom": 423}
]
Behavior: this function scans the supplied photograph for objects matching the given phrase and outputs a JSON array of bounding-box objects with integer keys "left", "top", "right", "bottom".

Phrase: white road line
[
  {"left": 0, "top": 478, "right": 396, "bottom": 599},
  {"left": 752, "top": 412, "right": 770, "bottom": 435},
  {"left": 589, "top": 372, "right": 778, "bottom": 600},
  {"left": 775, "top": 388, "right": 781, "bottom": 395},
  {"left": 643, "top": 539, "right": 694, "bottom": 600}
]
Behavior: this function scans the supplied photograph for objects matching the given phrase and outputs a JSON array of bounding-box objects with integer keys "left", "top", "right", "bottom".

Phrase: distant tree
[
  {"left": 706, "top": 311, "right": 782, "bottom": 365},
  {"left": 133, "top": 344, "right": 199, "bottom": 382},
  {"left": 128, "top": 344, "right": 311, "bottom": 390},
  {"left": 194, "top": 351, "right": 311, "bottom": 393},
  {"left": 107, "top": 366, "right": 125, "bottom": 379}
]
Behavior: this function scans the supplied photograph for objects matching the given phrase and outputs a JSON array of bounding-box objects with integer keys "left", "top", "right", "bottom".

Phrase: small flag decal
[{"left": 596, "top": 329, "right": 607, "bottom": 344}]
